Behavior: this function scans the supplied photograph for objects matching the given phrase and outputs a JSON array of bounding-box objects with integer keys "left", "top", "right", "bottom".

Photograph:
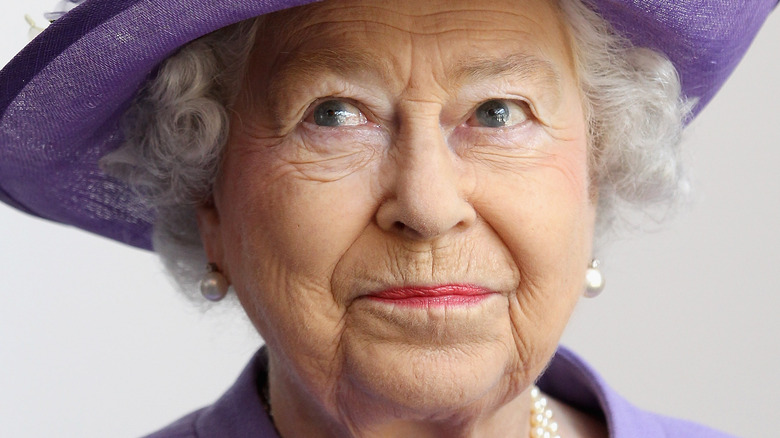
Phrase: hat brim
[{"left": 0, "top": 0, "right": 776, "bottom": 249}]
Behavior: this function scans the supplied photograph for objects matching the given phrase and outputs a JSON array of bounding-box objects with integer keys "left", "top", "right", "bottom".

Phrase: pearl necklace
[{"left": 530, "top": 386, "right": 561, "bottom": 438}]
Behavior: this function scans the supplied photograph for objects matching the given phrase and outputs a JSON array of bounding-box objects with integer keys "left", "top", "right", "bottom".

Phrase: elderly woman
[{"left": 1, "top": 0, "right": 777, "bottom": 436}]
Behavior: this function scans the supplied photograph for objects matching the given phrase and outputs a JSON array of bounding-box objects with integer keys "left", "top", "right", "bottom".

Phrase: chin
[{"left": 337, "top": 332, "right": 524, "bottom": 419}]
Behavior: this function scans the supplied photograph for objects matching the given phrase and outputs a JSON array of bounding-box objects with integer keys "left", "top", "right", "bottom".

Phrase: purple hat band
[{"left": 0, "top": 0, "right": 777, "bottom": 250}]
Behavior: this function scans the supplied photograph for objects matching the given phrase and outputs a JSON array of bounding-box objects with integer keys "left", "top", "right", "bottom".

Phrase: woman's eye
[
  {"left": 469, "top": 99, "right": 530, "bottom": 128},
  {"left": 311, "top": 100, "right": 366, "bottom": 127}
]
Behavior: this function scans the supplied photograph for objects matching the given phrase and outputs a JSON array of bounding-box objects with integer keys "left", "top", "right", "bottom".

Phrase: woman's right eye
[{"left": 310, "top": 100, "right": 366, "bottom": 127}]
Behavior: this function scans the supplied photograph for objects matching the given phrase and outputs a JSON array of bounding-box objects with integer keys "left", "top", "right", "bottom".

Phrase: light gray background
[{"left": 1, "top": 2, "right": 778, "bottom": 437}]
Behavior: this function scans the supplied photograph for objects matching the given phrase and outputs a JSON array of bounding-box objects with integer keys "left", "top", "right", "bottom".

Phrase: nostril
[
  {"left": 390, "top": 220, "right": 430, "bottom": 240},
  {"left": 375, "top": 191, "right": 476, "bottom": 240},
  {"left": 394, "top": 221, "right": 433, "bottom": 240}
]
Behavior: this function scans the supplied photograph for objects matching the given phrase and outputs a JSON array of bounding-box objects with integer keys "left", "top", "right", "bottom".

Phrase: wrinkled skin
[{"left": 198, "top": 0, "right": 600, "bottom": 436}]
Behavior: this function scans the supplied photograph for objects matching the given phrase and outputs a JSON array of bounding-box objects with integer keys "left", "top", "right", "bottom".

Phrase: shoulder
[
  {"left": 141, "top": 348, "right": 280, "bottom": 438},
  {"left": 539, "top": 347, "right": 736, "bottom": 438},
  {"left": 142, "top": 410, "right": 203, "bottom": 438},
  {"left": 652, "top": 415, "right": 735, "bottom": 437}
]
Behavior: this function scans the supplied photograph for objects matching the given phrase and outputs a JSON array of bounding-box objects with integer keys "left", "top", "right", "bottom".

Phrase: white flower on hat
[{"left": 44, "top": 0, "right": 86, "bottom": 22}]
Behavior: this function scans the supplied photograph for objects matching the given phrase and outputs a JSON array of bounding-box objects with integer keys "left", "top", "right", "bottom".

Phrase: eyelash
[
  {"left": 302, "top": 97, "right": 375, "bottom": 126},
  {"left": 464, "top": 99, "right": 535, "bottom": 129},
  {"left": 301, "top": 97, "right": 536, "bottom": 130}
]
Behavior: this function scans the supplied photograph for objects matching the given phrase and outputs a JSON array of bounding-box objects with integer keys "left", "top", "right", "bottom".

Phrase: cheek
[
  {"left": 214, "top": 147, "right": 381, "bottom": 369},
  {"left": 474, "top": 135, "right": 594, "bottom": 261},
  {"left": 472, "top": 135, "right": 595, "bottom": 365},
  {"left": 478, "top": 151, "right": 593, "bottom": 294},
  {"left": 220, "top": 145, "right": 380, "bottom": 282}
]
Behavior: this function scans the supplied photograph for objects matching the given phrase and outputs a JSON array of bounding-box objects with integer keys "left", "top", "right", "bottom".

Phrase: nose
[{"left": 376, "top": 122, "right": 476, "bottom": 240}]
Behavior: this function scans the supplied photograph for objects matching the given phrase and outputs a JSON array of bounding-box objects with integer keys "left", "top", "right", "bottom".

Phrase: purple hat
[{"left": 0, "top": 0, "right": 776, "bottom": 250}]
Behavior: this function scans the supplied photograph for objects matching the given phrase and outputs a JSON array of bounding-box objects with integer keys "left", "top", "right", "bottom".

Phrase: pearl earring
[
  {"left": 584, "top": 259, "right": 605, "bottom": 298},
  {"left": 200, "top": 263, "right": 229, "bottom": 301}
]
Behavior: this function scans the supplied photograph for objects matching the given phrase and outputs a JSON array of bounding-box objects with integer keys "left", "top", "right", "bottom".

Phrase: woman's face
[{"left": 199, "top": 0, "right": 595, "bottom": 430}]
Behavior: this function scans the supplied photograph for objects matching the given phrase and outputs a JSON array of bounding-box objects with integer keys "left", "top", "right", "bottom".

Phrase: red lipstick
[{"left": 365, "top": 284, "right": 495, "bottom": 307}]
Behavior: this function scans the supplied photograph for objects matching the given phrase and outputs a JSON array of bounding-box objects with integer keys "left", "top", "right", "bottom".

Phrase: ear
[{"left": 196, "top": 201, "right": 228, "bottom": 278}]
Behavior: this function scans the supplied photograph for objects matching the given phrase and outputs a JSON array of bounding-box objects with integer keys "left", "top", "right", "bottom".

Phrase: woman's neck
[{"left": 267, "top": 366, "right": 534, "bottom": 438}]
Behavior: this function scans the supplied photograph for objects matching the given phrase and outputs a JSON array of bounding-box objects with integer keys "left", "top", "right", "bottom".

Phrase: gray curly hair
[{"left": 101, "top": 0, "right": 691, "bottom": 299}]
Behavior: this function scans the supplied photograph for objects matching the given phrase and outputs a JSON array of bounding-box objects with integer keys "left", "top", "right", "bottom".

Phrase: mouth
[{"left": 364, "top": 284, "right": 497, "bottom": 308}]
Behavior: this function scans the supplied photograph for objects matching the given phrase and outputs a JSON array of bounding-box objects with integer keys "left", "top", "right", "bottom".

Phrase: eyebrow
[
  {"left": 265, "top": 49, "right": 563, "bottom": 111},
  {"left": 451, "top": 53, "right": 562, "bottom": 87},
  {"left": 450, "top": 53, "right": 565, "bottom": 111},
  {"left": 267, "top": 48, "right": 395, "bottom": 99}
]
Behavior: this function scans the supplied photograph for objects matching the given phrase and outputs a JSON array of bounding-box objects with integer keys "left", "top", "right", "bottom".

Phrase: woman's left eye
[
  {"left": 467, "top": 99, "right": 530, "bottom": 128},
  {"left": 309, "top": 100, "right": 367, "bottom": 127}
]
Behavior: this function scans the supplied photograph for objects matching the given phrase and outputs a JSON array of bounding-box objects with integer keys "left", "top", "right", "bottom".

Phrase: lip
[{"left": 364, "top": 284, "right": 496, "bottom": 307}]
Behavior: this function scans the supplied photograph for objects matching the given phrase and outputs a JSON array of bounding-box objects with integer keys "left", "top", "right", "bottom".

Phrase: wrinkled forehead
[{"left": 251, "top": 0, "right": 577, "bottom": 90}]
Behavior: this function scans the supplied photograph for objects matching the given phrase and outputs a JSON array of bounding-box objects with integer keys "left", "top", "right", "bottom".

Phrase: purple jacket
[{"left": 144, "top": 347, "right": 732, "bottom": 437}]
